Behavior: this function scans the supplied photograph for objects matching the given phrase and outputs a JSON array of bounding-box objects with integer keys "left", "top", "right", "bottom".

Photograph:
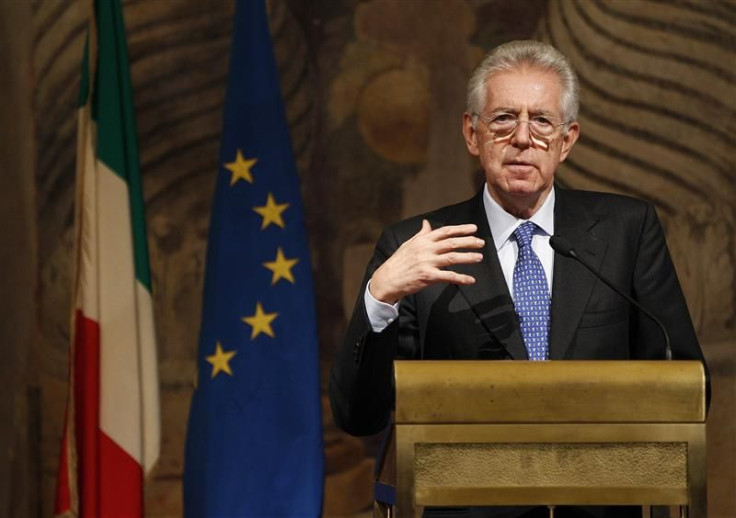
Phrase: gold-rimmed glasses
[{"left": 473, "top": 112, "right": 568, "bottom": 148}]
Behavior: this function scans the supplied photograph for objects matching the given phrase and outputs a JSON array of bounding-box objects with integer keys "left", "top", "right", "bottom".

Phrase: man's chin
[{"left": 502, "top": 181, "right": 546, "bottom": 198}]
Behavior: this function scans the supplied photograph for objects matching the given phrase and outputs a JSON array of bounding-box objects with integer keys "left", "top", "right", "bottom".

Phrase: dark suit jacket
[{"left": 329, "top": 187, "right": 708, "bottom": 517}]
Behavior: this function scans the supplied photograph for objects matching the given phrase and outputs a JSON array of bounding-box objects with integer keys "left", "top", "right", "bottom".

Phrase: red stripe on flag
[
  {"left": 56, "top": 311, "right": 145, "bottom": 517},
  {"left": 54, "top": 310, "right": 100, "bottom": 516},
  {"left": 75, "top": 310, "right": 101, "bottom": 516},
  {"left": 100, "top": 431, "right": 144, "bottom": 517}
]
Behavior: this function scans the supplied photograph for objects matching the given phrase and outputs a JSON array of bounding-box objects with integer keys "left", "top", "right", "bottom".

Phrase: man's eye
[
  {"left": 533, "top": 116, "right": 552, "bottom": 126},
  {"left": 493, "top": 114, "right": 515, "bottom": 123}
]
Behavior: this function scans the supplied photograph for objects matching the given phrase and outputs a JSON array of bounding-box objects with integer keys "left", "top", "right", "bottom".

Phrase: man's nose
[{"left": 510, "top": 120, "right": 532, "bottom": 148}]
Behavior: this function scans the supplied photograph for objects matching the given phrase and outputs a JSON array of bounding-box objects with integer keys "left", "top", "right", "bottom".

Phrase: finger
[
  {"left": 435, "top": 235, "right": 485, "bottom": 253},
  {"left": 430, "top": 223, "right": 479, "bottom": 240},
  {"left": 432, "top": 251, "right": 484, "bottom": 267},
  {"left": 434, "top": 270, "right": 476, "bottom": 285}
]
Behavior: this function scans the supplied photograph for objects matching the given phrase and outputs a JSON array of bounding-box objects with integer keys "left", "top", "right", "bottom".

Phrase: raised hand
[{"left": 369, "top": 220, "right": 485, "bottom": 304}]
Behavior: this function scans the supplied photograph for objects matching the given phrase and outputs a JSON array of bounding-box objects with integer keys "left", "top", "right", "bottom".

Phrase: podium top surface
[{"left": 394, "top": 360, "right": 706, "bottom": 424}]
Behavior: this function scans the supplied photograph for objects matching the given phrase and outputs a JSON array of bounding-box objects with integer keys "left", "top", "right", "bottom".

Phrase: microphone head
[{"left": 549, "top": 235, "right": 576, "bottom": 257}]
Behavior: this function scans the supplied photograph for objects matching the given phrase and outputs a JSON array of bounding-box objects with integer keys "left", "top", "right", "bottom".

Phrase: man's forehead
[{"left": 484, "top": 67, "right": 563, "bottom": 113}]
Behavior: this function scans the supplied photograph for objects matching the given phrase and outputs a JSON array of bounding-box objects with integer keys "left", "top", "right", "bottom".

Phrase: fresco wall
[{"left": 1, "top": 0, "right": 732, "bottom": 516}]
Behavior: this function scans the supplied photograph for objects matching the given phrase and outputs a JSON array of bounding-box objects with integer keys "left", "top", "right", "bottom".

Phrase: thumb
[{"left": 419, "top": 219, "right": 432, "bottom": 235}]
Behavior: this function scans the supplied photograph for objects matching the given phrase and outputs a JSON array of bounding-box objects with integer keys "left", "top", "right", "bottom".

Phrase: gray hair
[{"left": 467, "top": 40, "right": 579, "bottom": 125}]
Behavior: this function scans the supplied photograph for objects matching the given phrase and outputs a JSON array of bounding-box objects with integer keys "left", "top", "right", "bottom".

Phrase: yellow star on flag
[
  {"left": 242, "top": 302, "right": 278, "bottom": 339},
  {"left": 205, "top": 342, "right": 237, "bottom": 378},
  {"left": 263, "top": 247, "right": 299, "bottom": 285},
  {"left": 224, "top": 149, "right": 257, "bottom": 186},
  {"left": 253, "top": 193, "right": 289, "bottom": 229}
]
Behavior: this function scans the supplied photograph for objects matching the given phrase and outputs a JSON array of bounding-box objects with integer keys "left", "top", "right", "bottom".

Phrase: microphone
[{"left": 549, "top": 235, "right": 672, "bottom": 360}]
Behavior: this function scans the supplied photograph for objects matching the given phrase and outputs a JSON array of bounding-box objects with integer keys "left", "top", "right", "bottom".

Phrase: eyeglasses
[{"left": 473, "top": 112, "right": 568, "bottom": 147}]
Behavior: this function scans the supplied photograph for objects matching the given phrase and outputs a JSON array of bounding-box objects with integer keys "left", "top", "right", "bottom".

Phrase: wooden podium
[{"left": 374, "top": 360, "right": 707, "bottom": 517}]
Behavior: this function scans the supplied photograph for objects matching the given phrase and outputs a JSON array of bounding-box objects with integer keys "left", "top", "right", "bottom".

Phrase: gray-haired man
[{"left": 331, "top": 40, "right": 707, "bottom": 518}]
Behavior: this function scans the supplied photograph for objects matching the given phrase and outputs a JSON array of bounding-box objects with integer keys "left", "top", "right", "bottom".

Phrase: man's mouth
[{"left": 505, "top": 160, "right": 534, "bottom": 167}]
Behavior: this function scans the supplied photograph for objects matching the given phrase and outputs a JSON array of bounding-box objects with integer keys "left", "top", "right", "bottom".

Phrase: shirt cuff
[{"left": 364, "top": 279, "right": 400, "bottom": 333}]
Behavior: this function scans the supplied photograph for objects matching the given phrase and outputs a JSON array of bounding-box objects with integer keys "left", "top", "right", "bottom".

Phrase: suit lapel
[
  {"left": 549, "top": 187, "right": 608, "bottom": 359},
  {"left": 451, "top": 191, "right": 528, "bottom": 360}
]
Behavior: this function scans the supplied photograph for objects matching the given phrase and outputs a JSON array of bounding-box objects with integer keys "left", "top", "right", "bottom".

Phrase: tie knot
[{"left": 514, "top": 221, "right": 537, "bottom": 249}]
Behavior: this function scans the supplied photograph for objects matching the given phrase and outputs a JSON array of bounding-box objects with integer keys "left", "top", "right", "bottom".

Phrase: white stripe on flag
[
  {"left": 75, "top": 107, "right": 99, "bottom": 319},
  {"left": 136, "top": 280, "right": 160, "bottom": 472},
  {"left": 97, "top": 159, "right": 158, "bottom": 469}
]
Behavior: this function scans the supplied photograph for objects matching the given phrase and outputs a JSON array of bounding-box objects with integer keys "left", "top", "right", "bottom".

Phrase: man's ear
[
  {"left": 559, "top": 121, "right": 580, "bottom": 162},
  {"left": 462, "top": 112, "right": 481, "bottom": 157}
]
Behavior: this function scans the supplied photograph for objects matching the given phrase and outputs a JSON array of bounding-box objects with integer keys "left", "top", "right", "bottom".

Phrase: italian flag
[{"left": 54, "top": 1, "right": 160, "bottom": 516}]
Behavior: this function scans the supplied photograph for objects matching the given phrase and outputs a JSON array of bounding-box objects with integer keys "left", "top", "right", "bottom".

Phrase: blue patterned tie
[{"left": 513, "top": 221, "right": 550, "bottom": 361}]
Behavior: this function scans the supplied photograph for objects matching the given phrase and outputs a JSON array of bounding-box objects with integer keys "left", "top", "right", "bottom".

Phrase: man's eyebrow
[
  {"left": 487, "top": 106, "right": 558, "bottom": 116},
  {"left": 487, "top": 106, "right": 519, "bottom": 114}
]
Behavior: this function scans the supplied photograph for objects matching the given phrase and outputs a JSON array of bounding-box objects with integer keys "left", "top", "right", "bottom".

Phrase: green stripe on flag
[{"left": 93, "top": 0, "right": 151, "bottom": 290}]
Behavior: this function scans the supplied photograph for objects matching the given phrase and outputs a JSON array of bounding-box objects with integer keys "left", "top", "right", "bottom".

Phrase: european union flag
[{"left": 184, "top": 0, "right": 324, "bottom": 516}]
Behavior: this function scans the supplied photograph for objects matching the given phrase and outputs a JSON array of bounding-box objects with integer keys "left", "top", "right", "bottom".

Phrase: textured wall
[
  {"left": 538, "top": 2, "right": 735, "bottom": 510},
  {"left": 541, "top": 0, "right": 735, "bottom": 338},
  {"left": 0, "top": 1, "right": 38, "bottom": 517},
  {"left": 2, "top": 0, "right": 732, "bottom": 516}
]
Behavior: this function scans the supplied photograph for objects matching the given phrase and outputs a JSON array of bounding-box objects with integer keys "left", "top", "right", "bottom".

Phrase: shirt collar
[{"left": 482, "top": 184, "right": 556, "bottom": 251}]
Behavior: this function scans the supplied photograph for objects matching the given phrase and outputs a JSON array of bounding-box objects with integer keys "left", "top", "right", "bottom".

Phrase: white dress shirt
[{"left": 365, "top": 184, "right": 556, "bottom": 332}]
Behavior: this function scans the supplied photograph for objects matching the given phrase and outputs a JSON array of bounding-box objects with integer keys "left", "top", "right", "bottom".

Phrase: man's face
[{"left": 462, "top": 66, "right": 579, "bottom": 212}]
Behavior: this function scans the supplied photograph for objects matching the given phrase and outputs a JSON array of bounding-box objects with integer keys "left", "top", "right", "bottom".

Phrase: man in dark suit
[{"left": 330, "top": 40, "right": 707, "bottom": 518}]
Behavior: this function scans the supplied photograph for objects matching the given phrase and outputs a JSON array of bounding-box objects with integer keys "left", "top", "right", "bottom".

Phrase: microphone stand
[{"left": 549, "top": 236, "right": 672, "bottom": 361}]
